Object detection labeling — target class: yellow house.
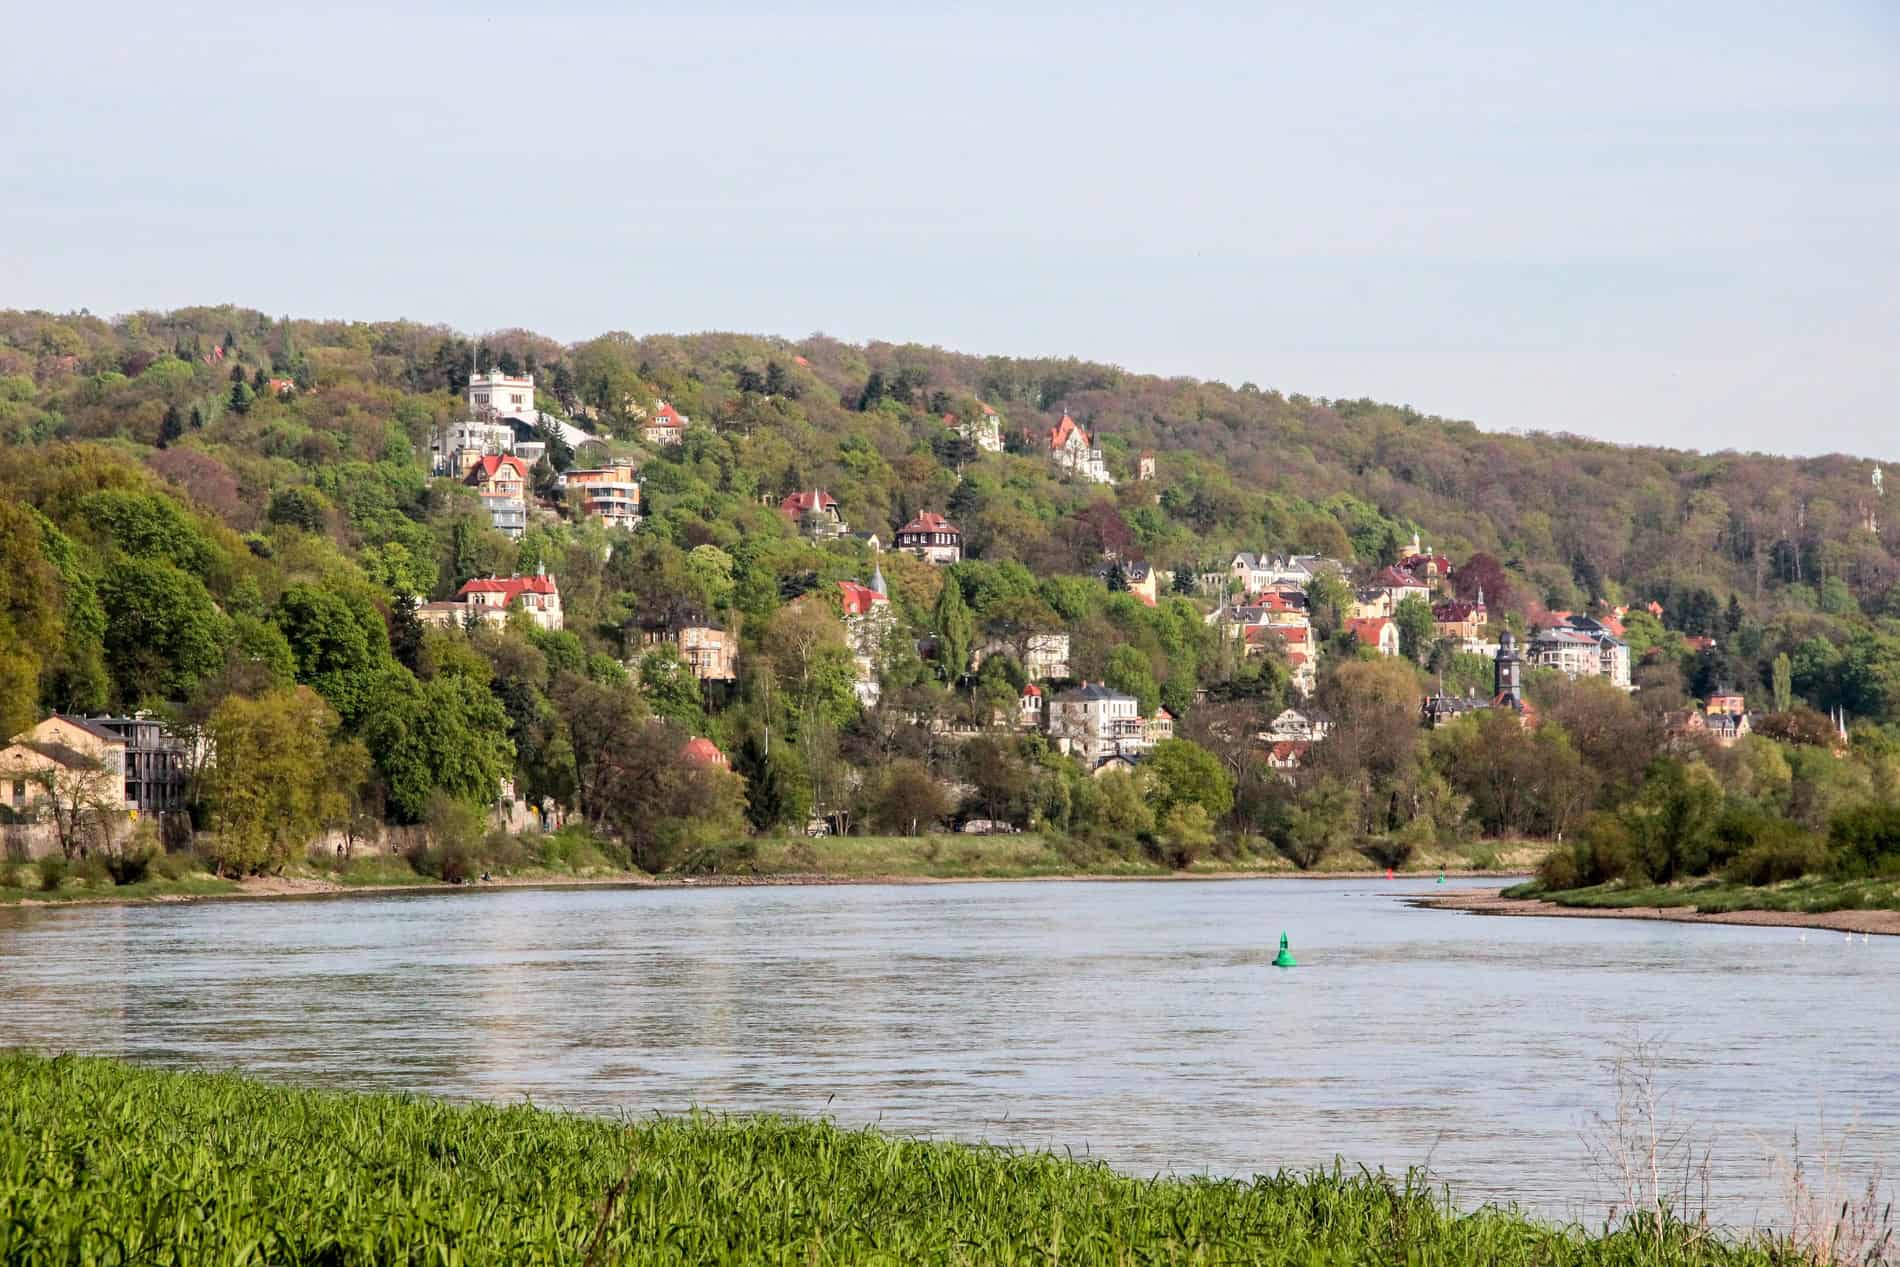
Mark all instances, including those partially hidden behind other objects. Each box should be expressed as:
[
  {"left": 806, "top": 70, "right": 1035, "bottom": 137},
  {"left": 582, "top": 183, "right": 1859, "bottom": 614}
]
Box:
[{"left": 0, "top": 715, "right": 128, "bottom": 817}]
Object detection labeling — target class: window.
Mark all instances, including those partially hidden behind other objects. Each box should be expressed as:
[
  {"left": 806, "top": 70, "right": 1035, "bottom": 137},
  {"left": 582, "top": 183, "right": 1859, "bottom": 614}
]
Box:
[{"left": 10, "top": 780, "right": 23, "bottom": 808}]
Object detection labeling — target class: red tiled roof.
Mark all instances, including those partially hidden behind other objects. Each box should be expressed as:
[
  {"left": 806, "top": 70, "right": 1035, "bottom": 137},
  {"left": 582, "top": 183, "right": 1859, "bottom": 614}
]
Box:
[
  {"left": 458, "top": 573, "right": 558, "bottom": 600},
  {"left": 1374, "top": 565, "right": 1423, "bottom": 588},
  {"left": 1047, "top": 414, "right": 1088, "bottom": 450},
  {"left": 898, "top": 511, "right": 959, "bottom": 537},
  {"left": 465, "top": 454, "right": 531, "bottom": 484},
  {"left": 1021, "top": 683, "right": 1041, "bottom": 696},
  {"left": 1432, "top": 601, "right": 1484, "bottom": 620},
  {"left": 649, "top": 401, "right": 685, "bottom": 428},
  {"left": 836, "top": 580, "right": 888, "bottom": 615},
  {"left": 1269, "top": 740, "right": 1311, "bottom": 762},
  {"left": 1346, "top": 617, "right": 1391, "bottom": 644},
  {"left": 792, "top": 355, "right": 810, "bottom": 367},
  {"left": 979, "top": 401, "right": 998, "bottom": 416},
  {"left": 778, "top": 490, "right": 838, "bottom": 518},
  {"left": 681, "top": 736, "right": 728, "bottom": 768}
]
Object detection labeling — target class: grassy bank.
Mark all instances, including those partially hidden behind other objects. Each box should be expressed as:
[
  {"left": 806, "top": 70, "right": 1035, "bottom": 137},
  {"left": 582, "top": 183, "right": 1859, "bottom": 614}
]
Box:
[
  {"left": 2, "top": 833, "right": 1544, "bottom": 905},
  {"left": 0, "top": 1053, "right": 1793, "bottom": 1265},
  {"left": 1506, "top": 874, "right": 1900, "bottom": 916}
]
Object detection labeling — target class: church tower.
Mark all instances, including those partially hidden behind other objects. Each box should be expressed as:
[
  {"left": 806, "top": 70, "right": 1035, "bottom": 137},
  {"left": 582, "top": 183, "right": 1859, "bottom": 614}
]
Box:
[{"left": 1494, "top": 629, "right": 1523, "bottom": 711}]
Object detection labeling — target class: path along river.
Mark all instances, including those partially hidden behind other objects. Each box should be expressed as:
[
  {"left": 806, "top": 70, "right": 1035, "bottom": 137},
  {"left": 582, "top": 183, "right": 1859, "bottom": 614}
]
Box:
[{"left": 2, "top": 877, "right": 1894, "bottom": 1224}]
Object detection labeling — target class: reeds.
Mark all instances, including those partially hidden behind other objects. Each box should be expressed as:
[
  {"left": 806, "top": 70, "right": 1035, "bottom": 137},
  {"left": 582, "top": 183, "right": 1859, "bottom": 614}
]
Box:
[{"left": 0, "top": 1052, "right": 1852, "bottom": 1265}]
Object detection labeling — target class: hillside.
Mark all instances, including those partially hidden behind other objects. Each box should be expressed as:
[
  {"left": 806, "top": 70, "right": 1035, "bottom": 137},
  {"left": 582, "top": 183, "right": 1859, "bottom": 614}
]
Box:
[{"left": 3, "top": 304, "right": 1898, "bottom": 891}]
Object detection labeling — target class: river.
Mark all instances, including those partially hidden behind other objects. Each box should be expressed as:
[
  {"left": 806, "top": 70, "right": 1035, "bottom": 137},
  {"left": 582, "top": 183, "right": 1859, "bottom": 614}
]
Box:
[{"left": 1, "top": 877, "right": 1894, "bottom": 1224}]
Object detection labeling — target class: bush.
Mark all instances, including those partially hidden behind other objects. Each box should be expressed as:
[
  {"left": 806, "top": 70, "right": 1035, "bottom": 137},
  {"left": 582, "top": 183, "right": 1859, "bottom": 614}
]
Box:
[
  {"left": 151, "top": 849, "right": 202, "bottom": 881},
  {"left": 75, "top": 855, "right": 112, "bottom": 886},
  {"left": 1536, "top": 845, "right": 1583, "bottom": 891},
  {"left": 37, "top": 857, "right": 68, "bottom": 891},
  {"left": 1827, "top": 804, "right": 1900, "bottom": 878},
  {"left": 1359, "top": 837, "right": 1415, "bottom": 872}
]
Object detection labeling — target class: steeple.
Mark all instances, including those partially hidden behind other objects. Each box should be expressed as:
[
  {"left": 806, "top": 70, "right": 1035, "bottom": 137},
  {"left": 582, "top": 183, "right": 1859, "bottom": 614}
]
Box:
[
  {"left": 1494, "top": 628, "right": 1522, "bottom": 710},
  {"left": 1476, "top": 584, "right": 1484, "bottom": 606},
  {"left": 870, "top": 554, "right": 887, "bottom": 597}
]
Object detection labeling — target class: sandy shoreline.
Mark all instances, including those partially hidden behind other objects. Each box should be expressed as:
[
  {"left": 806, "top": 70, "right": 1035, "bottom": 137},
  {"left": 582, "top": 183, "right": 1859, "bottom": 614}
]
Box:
[
  {"left": 2, "top": 867, "right": 1529, "bottom": 909},
  {"left": 1415, "top": 887, "right": 1900, "bottom": 937}
]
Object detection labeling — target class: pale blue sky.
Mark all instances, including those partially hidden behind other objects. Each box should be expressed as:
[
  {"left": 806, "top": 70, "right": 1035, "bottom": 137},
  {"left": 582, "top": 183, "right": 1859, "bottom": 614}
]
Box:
[{"left": 3, "top": 2, "right": 1896, "bottom": 456}]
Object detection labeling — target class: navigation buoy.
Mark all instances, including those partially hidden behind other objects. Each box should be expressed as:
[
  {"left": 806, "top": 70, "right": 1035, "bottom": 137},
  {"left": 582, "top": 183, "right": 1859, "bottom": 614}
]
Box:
[
  {"left": 1437, "top": 869, "right": 1445, "bottom": 885},
  {"left": 1273, "top": 931, "right": 1297, "bottom": 968},
  {"left": 1386, "top": 867, "right": 1394, "bottom": 880}
]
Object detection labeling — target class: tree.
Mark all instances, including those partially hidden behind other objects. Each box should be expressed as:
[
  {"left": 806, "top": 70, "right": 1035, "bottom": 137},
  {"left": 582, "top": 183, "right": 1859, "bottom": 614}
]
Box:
[
  {"left": 1144, "top": 738, "right": 1235, "bottom": 821},
  {"left": 156, "top": 404, "right": 184, "bottom": 449},
  {"left": 275, "top": 583, "right": 390, "bottom": 724},
  {"left": 100, "top": 558, "right": 231, "bottom": 705},
  {"left": 1393, "top": 594, "right": 1434, "bottom": 662},
  {"left": 636, "top": 643, "right": 705, "bottom": 730},
  {"left": 201, "top": 687, "right": 362, "bottom": 875},
  {"left": 27, "top": 753, "right": 119, "bottom": 861},
  {"left": 1771, "top": 652, "right": 1793, "bottom": 713},
  {"left": 1454, "top": 553, "right": 1512, "bottom": 610},
  {"left": 734, "top": 732, "right": 810, "bottom": 832},
  {"left": 872, "top": 758, "right": 951, "bottom": 836},
  {"left": 1304, "top": 573, "right": 1351, "bottom": 640},
  {"left": 1103, "top": 645, "right": 1160, "bottom": 715},
  {"left": 932, "top": 577, "right": 974, "bottom": 684},
  {"left": 765, "top": 601, "right": 858, "bottom": 727},
  {"left": 360, "top": 669, "right": 514, "bottom": 822}
]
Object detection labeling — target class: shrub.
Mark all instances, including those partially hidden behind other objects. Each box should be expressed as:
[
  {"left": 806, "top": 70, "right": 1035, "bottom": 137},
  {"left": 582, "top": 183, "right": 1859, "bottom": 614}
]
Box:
[
  {"left": 1723, "top": 834, "right": 1830, "bottom": 886},
  {"left": 1358, "top": 836, "right": 1415, "bottom": 872},
  {"left": 1537, "top": 845, "right": 1583, "bottom": 891},
  {"left": 37, "top": 857, "right": 68, "bottom": 891},
  {"left": 0, "top": 859, "right": 18, "bottom": 889},
  {"left": 75, "top": 855, "right": 112, "bottom": 886},
  {"left": 1826, "top": 804, "right": 1900, "bottom": 878}
]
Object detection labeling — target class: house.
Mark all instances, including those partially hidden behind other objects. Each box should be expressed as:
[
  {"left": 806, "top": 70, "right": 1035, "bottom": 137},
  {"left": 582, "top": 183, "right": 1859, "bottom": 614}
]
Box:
[
  {"left": 641, "top": 401, "right": 688, "bottom": 446},
  {"left": 1706, "top": 711, "right": 1751, "bottom": 746},
  {"left": 434, "top": 419, "right": 517, "bottom": 477},
  {"left": 1708, "top": 690, "right": 1746, "bottom": 716},
  {"left": 680, "top": 736, "right": 730, "bottom": 769},
  {"left": 1421, "top": 691, "right": 1490, "bottom": 729},
  {"left": 945, "top": 403, "right": 1003, "bottom": 453},
  {"left": 1265, "top": 709, "right": 1331, "bottom": 742},
  {"left": 1421, "top": 629, "right": 1530, "bottom": 727},
  {"left": 468, "top": 369, "right": 536, "bottom": 423},
  {"left": 1372, "top": 564, "right": 1432, "bottom": 608},
  {"left": 1137, "top": 451, "right": 1156, "bottom": 482},
  {"left": 418, "top": 568, "right": 565, "bottom": 632},
  {"left": 1098, "top": 559, "right": 1159, "bottom": 604},
  {"left": 1265, "top": 740, "right": 1311, "bottom": 771},
  {"left": 1144, "top": 708, "right": 1174, "bottom": 744},
  {"left": 85, "top": 715, "right": 188, "bottom": 813},
  {"left": 778, "top": 489, "right": 848, "bottom": 539},
  {"left": 564, "top": 463, "right": 642, "bottom": 529},
  {"left": 462, "top": 453, "right": 531, "bottom": 538},
  {"left": 1432, "top": 593, "right": 1488, "bottom": 641},
  {"left": 1045, "top": 413, "right": 1113, "bottom": 484},
  {"left": 1244, "top": 625, "right": 1317, "bottom": 697},
  {"left": 1046, "top": 682, "right": 1147, "bottom": 765},
  {"left": 1018, "top": 683, "right": 1043, "bottom": 728},
  {"left": 1398, "top": 533, "right": 1454, "bottom": 584},
  {"left": 1091, "top": 753, "right": 1142, "bottom": 778},
  {"left": 0, "top": 716, "right": 129, "bottom": 819},
  {"left": 1346, "top": 616, "right": 1400, "bottom": 657},
  {"left": 978, "top": 631, "right": 1073, "bottom": 682},
  {"left": 894, "top": 512, "right": 962, "bottom": 565},
  {"left": 838, "top": 571, "right": 895, "bottom": 706},
  {"left": 640, "top": 614, "right": 738, "bottom": 683},
  {"left": 1349, "top": 588, "right": 1393, "bottom": 621},
  {"left": 1228, "top": 553, "right": 1333, "bottom": 594},
  {"left": 1531, "top": 617, "right": 1632, "bottom": 689}
]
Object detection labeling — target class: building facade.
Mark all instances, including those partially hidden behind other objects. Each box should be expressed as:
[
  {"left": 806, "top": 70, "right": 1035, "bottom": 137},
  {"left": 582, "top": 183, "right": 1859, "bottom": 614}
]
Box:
[
  {"left": 462, "top": 454, "right": 531, "bottom": 538},
  {"left": 1045, "top": 414, "right": 1113, "bottom": 484},
  {"left": 894, "top": 512, "right": 962, "bottom": 565},
  {"left": 564, "top": 463, "right": 642, "bottom": 529}
]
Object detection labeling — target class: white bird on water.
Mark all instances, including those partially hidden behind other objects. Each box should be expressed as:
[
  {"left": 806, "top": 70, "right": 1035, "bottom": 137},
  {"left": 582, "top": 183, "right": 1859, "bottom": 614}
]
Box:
[{"left": 1799, "top": 932, "right": 1808, "bottom": 943}]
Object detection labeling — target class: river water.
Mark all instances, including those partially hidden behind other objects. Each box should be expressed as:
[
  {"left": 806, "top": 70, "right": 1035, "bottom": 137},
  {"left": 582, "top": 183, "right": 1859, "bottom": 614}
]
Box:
[{"left": 1, "top": 877, "right": 1894, "bottom": 1223}]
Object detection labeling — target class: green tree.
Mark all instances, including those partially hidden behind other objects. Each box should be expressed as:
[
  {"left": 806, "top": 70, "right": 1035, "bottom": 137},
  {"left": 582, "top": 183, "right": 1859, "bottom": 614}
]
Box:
[
  {"left": 360, "top": 669, "right": 515, "bottom": 822},
  {"left": 1771, "top": 652, "right": 1793, "bottom": 713},
  {"left": 100, "top": 557, "right": 231, "bottom": 705},
  {"left": 1144, "top": 738, "right": 1235, "bottom": 821},
  {"left": 274, "top": 583, "right": 391, "bottom": 724},
  {"left": 202, "top": 687, "right": 363, "bottom": 875},
  {"left": 1393, "top": 594, "right": 1434, "bottom": 662},
  {"left": 1104, "top": 645, "right": 1159, "bottom": 715},
  {"left": 932, "top": 578, "right": 974, "bottom": 683},
  {"left": 872, "top": 758, "right": 952, "bottom": 835}
]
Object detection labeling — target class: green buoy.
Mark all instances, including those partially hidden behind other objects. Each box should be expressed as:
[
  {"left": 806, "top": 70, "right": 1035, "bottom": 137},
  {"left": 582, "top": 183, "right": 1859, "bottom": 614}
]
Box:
[{"left": 1272, "top": 931, "right": 1297, "bottom": 968}]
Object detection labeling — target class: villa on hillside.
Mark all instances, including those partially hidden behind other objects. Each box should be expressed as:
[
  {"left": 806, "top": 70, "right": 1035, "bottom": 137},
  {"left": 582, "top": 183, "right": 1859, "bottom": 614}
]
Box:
[
  {"left": 1530, "top": 616, "right": 1631, "bottom": 690},
  {"left": 894, "top": 512, "right": 962, "bottom": 565},
  {"left": 945, "top": 403, "right": 1003, "bottom": 453},
  {"left": 779, "top": 489, "right": 848, "bottom": 540},
  {"left": 1045, "top": 414, "right": 1113, "bottom": 484},
  {"left": 1046, "top": 682, "right": 1148, "bottom": 766},
  {"left": 1346, "top": 616, "right": 1400, "bottom": 657},
  {"left": 1432, "top": 594, "right": 1488, "bottom": 641},
  {"left": 462, "top": 454, "right": 531, "bottom": 538},
  {"left": 638, "top": 611, "right": 738, "bottom": 683},
  {"left": 563, "top": 463, "right": 642, "bottom": 529},
  {"left": 838, "top": 570, "right": 895, "bottom": 706},
  {"left": 641, "top": 401, "right": 688, "bottom": 446},
  {"left": 418, "top": 568, "right": 564, "bottom": 632}
]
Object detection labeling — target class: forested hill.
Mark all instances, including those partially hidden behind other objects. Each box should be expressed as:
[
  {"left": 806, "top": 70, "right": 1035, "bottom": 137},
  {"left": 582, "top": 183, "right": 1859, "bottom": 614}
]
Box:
[
  {"left": 2, "top": 302, "right": 1895, "bottom": 750},
  {"left": 4, "top": 305, "right": 1890, "bottom": 617}
]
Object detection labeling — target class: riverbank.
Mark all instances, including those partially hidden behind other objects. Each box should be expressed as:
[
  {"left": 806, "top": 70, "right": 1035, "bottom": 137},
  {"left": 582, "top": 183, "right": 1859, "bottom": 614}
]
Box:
[
  {"left": 0, "top": 1052, "right": 1792, "bottom": 1265},
  {"left": 0, "top": 833, "right": 1548, "bottom": 908},
  {"left": 1416, "top": 886, "right": 1900, "bottom": 936}
]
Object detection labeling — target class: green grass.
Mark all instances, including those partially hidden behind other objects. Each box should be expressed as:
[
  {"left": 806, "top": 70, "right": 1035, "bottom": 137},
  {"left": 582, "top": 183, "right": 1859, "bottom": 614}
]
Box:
[
  {"left": 1507, "top": 875, "right": 1900, "bottom": 915},
  {"left": 0, "top": 1053, "right": 1793, "bottom": 1266},
  {"left": 687, "top": 833, "right": 1153, "bottom": 879},
  {"left": 0, "top": 860, "right": 239, "bottom": 905}
]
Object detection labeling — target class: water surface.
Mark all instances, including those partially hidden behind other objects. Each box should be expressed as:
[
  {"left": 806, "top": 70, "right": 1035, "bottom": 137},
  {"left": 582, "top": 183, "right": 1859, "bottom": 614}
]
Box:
[{"left": 2, "top": 877, "right": 1894, "bottom": 1223}]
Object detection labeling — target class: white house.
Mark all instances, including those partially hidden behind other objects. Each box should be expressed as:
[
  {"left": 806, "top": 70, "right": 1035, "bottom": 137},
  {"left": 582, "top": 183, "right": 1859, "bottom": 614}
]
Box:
[
  {"left": 1046, "top": 682, "right": 1147, "bottom": 765},
  {"left": 1046, "top": 414, "right": 1113, "bottom": 484},
  {"left": 468, "top": 369, "right": 535, "bottom": 422},
  {"left": 418, "top": 568, "right": 564, "bottom": 632}
]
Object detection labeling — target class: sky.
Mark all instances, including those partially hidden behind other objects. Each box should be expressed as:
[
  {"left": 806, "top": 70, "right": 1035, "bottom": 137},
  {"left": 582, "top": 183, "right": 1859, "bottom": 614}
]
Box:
[{"left": 3, "top": 1, "right": 1896, "bottom": 458}]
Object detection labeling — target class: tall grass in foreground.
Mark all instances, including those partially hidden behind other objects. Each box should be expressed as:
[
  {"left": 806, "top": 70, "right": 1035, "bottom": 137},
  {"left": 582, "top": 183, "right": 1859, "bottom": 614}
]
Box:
[{"left": 0, "top": 1054, "right": 1839, "bottom": 1266}]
